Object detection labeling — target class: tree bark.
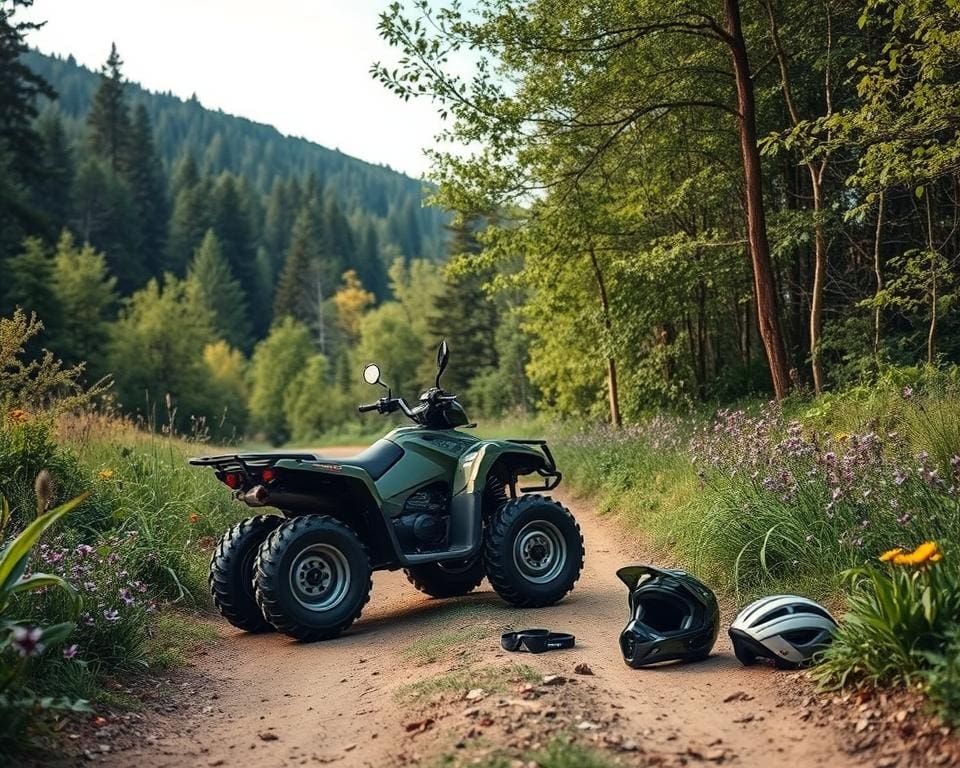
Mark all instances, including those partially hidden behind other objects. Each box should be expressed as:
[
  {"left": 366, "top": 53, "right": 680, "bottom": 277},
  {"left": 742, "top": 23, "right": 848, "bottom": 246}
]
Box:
[
  {"left": 589, "top": 248, "right": 621, "bottom": 428},
  {"left": 872, "top": 191, "right": 885, "bottom": 366},
  {"left": 765, "top": 0, "right": 833, "bottom": 394},
  {"left": 723, "top": 0, "right": 791, "bottom": 399},
  {"left": 809, "top": 177, "right": 827, "bottom": 393},
  {"left": 925, "top": 192, "right": 938, "bottom": 365}
]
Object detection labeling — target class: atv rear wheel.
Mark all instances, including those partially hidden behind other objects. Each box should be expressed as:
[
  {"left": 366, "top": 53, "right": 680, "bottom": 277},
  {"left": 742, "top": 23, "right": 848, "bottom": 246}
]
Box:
[
  {"left": 209, "top": 515, "right": 283, "bottom": 633},
  {"left": 485, "top": 494, "right": 584, "bottom": 608},
  {"left": 254, "top": 515, "right": 371, "bottom": 641},
  {"left": 404, "top": 557, "right": 485, "bottom": 598}
]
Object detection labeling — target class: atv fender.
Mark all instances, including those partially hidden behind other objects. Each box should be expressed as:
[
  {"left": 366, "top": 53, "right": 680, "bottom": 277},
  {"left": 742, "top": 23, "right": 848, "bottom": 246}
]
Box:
[{"left": 453, "top": 441, "right": 548, "bottom": 496}]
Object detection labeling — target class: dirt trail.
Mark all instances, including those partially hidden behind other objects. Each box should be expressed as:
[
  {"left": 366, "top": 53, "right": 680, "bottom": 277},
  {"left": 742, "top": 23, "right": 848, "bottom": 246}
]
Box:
[{"left": 102, "top": 460, "right": 861, "bottom": 768}]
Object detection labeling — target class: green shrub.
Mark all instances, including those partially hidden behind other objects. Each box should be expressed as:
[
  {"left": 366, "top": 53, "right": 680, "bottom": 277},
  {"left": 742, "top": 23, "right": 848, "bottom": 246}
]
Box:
[
  {"left": 816, "top": 542, "right": 960, "bottom": 723},
  {"left": 924, "top": 628, "right": 960, "bottom": 726},
  {"left": 0, "top": 493, "right": 90, "bottom": 749}
]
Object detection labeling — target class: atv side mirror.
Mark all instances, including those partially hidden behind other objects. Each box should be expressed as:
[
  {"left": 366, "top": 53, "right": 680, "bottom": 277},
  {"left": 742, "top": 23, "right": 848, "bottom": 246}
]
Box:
[
  {"left": 363, "top": 363, "right": 382, "bottom": 386},
  {"left": 436, "top": 340, "right": 449, "bottom": 388}
]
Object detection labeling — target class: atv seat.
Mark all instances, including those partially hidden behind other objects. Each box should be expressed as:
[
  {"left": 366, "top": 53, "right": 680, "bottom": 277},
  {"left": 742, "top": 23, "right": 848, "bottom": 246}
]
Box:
[{"left": 325, "top": 439, "right": 403, "bottom": 480}]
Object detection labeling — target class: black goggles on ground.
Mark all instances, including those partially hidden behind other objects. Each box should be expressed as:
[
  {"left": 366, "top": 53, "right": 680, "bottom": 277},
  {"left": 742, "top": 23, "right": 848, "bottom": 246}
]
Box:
[{"left": 500, "top": 628, "right": 576, "bottom": 654}]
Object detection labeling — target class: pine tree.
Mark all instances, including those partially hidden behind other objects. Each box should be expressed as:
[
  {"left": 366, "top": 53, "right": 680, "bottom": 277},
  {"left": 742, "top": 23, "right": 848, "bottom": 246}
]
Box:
[
  {"left": 324, "top": 197, "right": 355, "bottom": 279},
  {"left": 187, "top": 229, "right": 251, "bottom": 350},
  {"left": 211, "top": 173, "right": 257, "bottom": 292},
  {"left": 50, "top": 230, "right": 117, "bottom": 375},
  {"left": 87, "top": 43, "right": 130, "bottom": 173},
  {"left": 0, "top": 1, "right": 56, "bottom": 260},
  {"left": 125, "top": 104, "right": 168, "bottom": 276},
  {"left": 428, "top": 219, "right": 498, "bottom": 393},
  {"left": 273, "top": 206, "right": 325, "bottom": 335},
  {"left": 166, "top": 176, "right": 211, "bottom": 274},
  {"left": 36, "top": 110, "right": 74, "bottom": 232},
  {"left": 170, "top": 152, "right": 199, "bottom": 199},
  {"left": 3, "top": 237, "right": 61, "bottom": 343},
  {"left": 71, "top": 156, "right": 146, "bottom": 292},
  {"left": 357, "top": 221, "right": 386, "bottom": 300}
]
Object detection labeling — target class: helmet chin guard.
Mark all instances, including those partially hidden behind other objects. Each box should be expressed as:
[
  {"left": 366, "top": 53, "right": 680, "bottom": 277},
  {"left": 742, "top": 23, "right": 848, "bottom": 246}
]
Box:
[{"left": 616, "top": 564, "right": 720, "bottom": 668}]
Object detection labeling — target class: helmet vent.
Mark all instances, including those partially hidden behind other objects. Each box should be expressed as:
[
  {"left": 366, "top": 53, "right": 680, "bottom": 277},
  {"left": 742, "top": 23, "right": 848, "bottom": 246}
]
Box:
[
  {"left": 781, "top": 629, "right": 821, "bottom": 646},
  {"left": 758, "top": 606, "right": 792, "bottom": 623}
]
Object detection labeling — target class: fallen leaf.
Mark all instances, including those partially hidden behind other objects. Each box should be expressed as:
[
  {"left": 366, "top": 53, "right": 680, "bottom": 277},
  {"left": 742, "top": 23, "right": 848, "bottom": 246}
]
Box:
[
  {"left": 258, "top": 732, "right": 278, "bottom": 741},
  {"left": 723, "top": 691, "right": 753, "bottom": 703},
  {"left": 404, "top": 718, "right": 435, "bottom": 735}
]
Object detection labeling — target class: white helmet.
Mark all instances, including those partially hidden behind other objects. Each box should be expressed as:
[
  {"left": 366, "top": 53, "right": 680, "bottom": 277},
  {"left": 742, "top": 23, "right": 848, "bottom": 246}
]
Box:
[{"left": 728, "top": 595, "right": 838, "bottom": 669}]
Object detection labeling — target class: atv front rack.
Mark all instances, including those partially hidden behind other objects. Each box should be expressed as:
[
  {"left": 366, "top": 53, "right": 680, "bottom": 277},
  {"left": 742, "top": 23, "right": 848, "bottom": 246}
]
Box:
[{"left": 506, "top": 439, "right": 562, "bottom": 492}]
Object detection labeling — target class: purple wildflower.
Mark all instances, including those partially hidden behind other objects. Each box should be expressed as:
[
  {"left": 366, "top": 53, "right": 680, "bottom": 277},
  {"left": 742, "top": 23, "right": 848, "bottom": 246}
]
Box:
[
  {"left": 103, "top": 609, "right": 120, "bottom": 622},
  {"left": 10, "top": 626, "right": 45, "bottom": 657},
  {"left": 63, "top": 644, "right": 79, "bottom": 660}
]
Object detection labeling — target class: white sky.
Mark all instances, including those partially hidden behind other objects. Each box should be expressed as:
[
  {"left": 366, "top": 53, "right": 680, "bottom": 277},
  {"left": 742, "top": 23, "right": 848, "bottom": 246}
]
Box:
[{"left": 20, "top": 0, "right": 447, "bottom": 178}]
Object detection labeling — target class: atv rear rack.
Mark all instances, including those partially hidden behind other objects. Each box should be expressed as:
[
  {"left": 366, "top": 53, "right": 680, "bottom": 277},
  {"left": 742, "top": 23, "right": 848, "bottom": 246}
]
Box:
[
  {"left": 506, "top": 439, "right": 562, "bottom": 492},
  {"left": 188, "top": 452, "right": 316, "bottom": 483}
]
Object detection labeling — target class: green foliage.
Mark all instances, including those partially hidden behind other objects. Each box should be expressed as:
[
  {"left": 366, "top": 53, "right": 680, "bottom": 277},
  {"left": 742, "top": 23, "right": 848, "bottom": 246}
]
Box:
[
  {"left": 247, "top": 317, "right": 315, "bottom": 443},
  {"left": 816, "top": 544, "right": 960, "bottom": 724},
  {"left": 187, "top": 229, "right": 250, "bottom": 349},
  {"left": 355, "top": 302, "right": 423, "bottom": 401},
  {"left": 49, "top": 230, "right": 117, "bottom": 377},
  {"left": 2, "top": 238, "right": 60, "bottom": 343},
  {"left": 0, "top": 491, "right": 87, "bottom": 746},
  {"left": 0, "top": 309, "right": 98, "bottom": 414},
  {"left": 283, "top": 354, "right": 331, "bottom": 444},
  {"left": 108, "top": 276, "right": 222, "bottom": 434},
  {"left": 202, "top": 340, "right": 248, "bottom": 437}
]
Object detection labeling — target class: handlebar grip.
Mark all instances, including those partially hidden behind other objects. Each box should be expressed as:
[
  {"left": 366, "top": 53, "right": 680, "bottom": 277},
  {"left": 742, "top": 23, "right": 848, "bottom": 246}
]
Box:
[{"left": 357, "top": 402, "right": 380, "bottom": 413}]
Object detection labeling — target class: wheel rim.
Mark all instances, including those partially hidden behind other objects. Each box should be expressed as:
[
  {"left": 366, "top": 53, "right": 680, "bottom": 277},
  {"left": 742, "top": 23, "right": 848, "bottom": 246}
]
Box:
[
  {"left": 289, "top": 543, "right": 351, "bottom": 612},
  {"left": 512, "top": 520, "right": 567, "bottom": 584}
]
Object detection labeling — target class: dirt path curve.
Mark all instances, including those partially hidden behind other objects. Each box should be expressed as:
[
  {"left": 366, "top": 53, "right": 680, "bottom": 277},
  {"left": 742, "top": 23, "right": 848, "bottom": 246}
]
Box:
[{"left": 107, "top": 462, "right": 859, "bottom": 767}]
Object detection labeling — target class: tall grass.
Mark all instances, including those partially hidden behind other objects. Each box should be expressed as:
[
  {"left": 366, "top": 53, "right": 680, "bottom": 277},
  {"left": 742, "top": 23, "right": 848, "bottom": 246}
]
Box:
[{"left": 551, "top": 370, "right": 960, "bottom": 601}]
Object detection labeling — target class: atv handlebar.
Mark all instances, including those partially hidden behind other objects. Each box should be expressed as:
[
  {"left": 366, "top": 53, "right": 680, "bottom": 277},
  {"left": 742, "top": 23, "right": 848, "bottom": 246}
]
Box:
[{"left": 356, "top": 396, "right": 427, "bottom": 419}]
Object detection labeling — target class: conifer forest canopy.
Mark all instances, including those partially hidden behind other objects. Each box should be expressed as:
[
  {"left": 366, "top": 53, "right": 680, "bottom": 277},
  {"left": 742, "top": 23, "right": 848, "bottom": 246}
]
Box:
[{"left": 2, "top": 0, "right": 960, "bottom": 439}]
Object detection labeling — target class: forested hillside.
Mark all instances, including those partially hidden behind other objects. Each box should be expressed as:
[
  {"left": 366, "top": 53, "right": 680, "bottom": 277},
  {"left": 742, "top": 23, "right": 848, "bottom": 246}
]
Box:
[
  {"left": 0, "top": 18, "right": 485, "bottom": 442},
  {"left": 23, "top": 49, "right": 446, "bottom": 259}
]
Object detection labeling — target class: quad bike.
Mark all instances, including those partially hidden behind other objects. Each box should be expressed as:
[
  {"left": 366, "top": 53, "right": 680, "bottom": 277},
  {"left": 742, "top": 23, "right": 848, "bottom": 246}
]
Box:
[{"left": 190, "top": 341, "right": 584, "bottom": 641}]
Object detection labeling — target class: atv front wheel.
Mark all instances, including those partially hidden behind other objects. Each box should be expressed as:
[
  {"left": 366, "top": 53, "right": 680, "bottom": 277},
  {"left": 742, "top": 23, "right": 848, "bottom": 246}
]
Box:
[
  {"left": 485, "top": 494, "right": 584, "bottom": 608},
  {"left": 209, "top": 515, "right": 283, "bottom": 633},
  {"left": 254, "top": 515, "right": 371, "bottom": 641},
  {"left": 404, "top": 557, "right": 485, "bottom": 598}
]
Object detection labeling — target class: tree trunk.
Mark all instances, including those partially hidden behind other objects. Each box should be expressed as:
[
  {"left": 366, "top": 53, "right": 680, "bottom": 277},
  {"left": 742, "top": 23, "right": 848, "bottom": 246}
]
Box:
[
  {"left": 588, "top": 249, "right": 621, "bottom": 428},
  {"left": 925, "top": 193, "right": 938, "bottom": 365},
  {"left": 723, "top": 0, "right": 791, "bottom": 399},
  {"left": 872, "top": 191, "right": 885, "bottom": 366},
  {"left": 809, "top": 174, "right": 826, "bottom": 393}
]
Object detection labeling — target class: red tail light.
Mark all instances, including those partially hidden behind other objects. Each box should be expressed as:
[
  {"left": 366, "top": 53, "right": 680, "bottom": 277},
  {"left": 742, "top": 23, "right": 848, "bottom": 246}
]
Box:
[
  {"left": 223, "top": 472, "right": 240, "bottom": 489},
  {"left": 261, "top": 468, "right": 277, "bottom": 483}
]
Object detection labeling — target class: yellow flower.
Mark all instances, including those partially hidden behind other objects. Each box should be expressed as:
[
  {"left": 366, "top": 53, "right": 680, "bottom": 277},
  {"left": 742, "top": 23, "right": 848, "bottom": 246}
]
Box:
[
  {"left": 8, "top": 409, "right": 29, "bottom": 423},
  {"left": 97, "top": 469, "right": 115, "bottom": 481},
  {"left": 892, "top": 541, "right": 941, "bottom": 567},
  {"left": 835, "top": 432, "right": 850, "bottom": 442},
  {"left": 879, "top": 547, "right": 904, "bottom": 563}
]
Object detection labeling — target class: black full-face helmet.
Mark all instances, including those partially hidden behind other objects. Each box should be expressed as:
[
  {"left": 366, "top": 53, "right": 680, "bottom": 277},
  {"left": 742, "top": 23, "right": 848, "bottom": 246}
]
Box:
[{"left": 617, "top": 564, "right": 720, "bottom": 668}]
